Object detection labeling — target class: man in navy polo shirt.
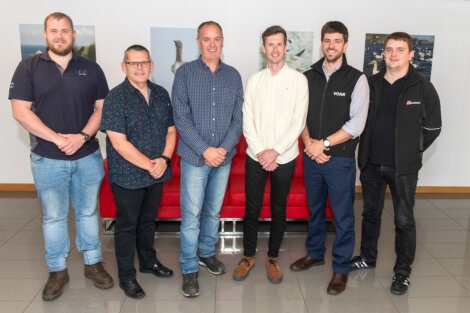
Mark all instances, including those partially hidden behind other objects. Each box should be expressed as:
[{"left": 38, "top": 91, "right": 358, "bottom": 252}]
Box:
[
  {"left": 101, "top": 45, "right": 176, "bottom": 299},
  {"left": 9, "top": 12, "right": 113, "bottom": 301}
]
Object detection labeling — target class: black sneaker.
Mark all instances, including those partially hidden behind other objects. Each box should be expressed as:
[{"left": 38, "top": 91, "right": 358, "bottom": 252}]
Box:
[
  {"left": 182, "top": 272, "right": 199, "bottom": 298},
  {"left": 198, "top": 255, "right": 225, "bottom": 275},
  {"left": 350, "top": 256, "right": 376, "bottom": 271},
  {"left": 391, "top": 273, "right": 410, "bottom": 295}
]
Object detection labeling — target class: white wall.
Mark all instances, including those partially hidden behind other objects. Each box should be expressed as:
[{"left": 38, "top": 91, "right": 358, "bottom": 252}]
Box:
[{"left": 1, "top": 0, "right": 469, "bottom": 186}]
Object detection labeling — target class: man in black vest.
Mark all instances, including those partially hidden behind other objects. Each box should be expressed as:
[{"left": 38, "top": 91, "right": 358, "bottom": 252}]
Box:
[
  {"left": 350, "top": 32, "right": 441, "bottom": 295},
  {"left": 289, "top": 21, "right": 369, "bottom": 295}
]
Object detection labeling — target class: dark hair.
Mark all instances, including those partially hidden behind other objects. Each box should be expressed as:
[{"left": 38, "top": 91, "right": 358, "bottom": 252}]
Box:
[
  {"left": 44, "top": 12, "right": 74, "bottom": 31},
  {"left": 197, "top": 21, "right": 223, "bottom": 38},
  {"left": 321, "top": 21, "right": 349, "bottom": 42},
  {"left": 262, "top": 25, "right": 287, "bottom": 45},
  {"left": 123, "top": 45, "right": 151, "bottom": 62},
  {"left": 385, "top": 32, "right": 413, "bottom": 51}
]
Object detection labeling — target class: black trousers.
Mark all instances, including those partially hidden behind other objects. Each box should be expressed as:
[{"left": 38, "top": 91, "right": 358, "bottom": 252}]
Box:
[
  {"left": 243, "top": 156, "right": 296, "bottom": 258},
  {"left": 111, "top": 182, "right": 163, "bottom": 282},
  {"left": 359, "top": 163, "right": 418, "bottom": 275}
]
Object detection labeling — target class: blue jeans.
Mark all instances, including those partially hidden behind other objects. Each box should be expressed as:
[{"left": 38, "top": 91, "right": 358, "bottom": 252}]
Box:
[
  {"left": 303, "top": 154, "right": 356, "bottom": 274},
  {"left": 30, "top": 150, "right": 104, "bottom": 272},
  {"left": 179, "top": 160, "right": 231, "bottom": 274}
]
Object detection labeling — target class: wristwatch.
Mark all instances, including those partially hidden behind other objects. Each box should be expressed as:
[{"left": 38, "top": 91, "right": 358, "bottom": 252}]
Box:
[
  {"left": 160, "top": 155, "right": 171, "bottom": 165},
  {"left": 80, "top": 131, "right": 90, "bottom": 142},
  {"left": 322, "top": 138, "right": 331, "bottom": 150}
]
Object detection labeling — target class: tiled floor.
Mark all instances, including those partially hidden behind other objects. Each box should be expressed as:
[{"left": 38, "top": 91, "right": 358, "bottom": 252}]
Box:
[{"left": 1, "top": 193, "right": 470, "bottom": 313}]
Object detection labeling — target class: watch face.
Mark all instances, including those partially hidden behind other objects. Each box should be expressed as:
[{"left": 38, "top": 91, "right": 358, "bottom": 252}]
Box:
[
  {"left": 81, "top": 132, "right": 90, "bottom": 141},
  {"left": 323, "top": 139, "right": 331, "bottom": 148}
]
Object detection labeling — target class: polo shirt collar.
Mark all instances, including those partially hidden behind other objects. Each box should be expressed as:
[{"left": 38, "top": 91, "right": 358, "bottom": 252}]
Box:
[{"left": 39, "top": 49, "right": 79, "bottom": 62}]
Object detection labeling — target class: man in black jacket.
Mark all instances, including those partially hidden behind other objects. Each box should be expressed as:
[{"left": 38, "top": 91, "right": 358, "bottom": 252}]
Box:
[
  {"left": 350, "top": 32, "right": 442, "bottom": 295},
  {"left": 289, "top": 21, "right": 369, "bottom": 295}
]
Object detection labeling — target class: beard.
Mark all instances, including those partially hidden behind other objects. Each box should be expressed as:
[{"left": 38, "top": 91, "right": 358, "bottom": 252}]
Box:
[
  {"left": 46, "top": 38, "right": 74, "bottom": 56},
  {"left": 324, "top": 51, "right": 342, "bottom": 63}
]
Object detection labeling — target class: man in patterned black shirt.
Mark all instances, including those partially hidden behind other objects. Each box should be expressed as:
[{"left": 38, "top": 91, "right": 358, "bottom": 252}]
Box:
[
  {"left": 172, "top": 21, "right": 243, "bottom": 298},
  {"left": 101, "top": 45, "right": 177, "bottom": 299}
]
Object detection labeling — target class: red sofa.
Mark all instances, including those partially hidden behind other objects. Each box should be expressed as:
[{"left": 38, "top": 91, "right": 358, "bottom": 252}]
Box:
[{"left": 99, "top": 136, "right": 332, "bottom": 231}]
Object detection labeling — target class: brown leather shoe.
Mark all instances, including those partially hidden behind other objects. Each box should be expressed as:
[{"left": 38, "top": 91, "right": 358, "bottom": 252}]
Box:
[
  {"left": 85, "top": 262, "right": 114, "bottom": 289},
  {"left": 327, "top": 272, "right": 348, "bottom": 295},
  {"left": 290, "top": 255, "right": 325, "bottom": 272},
  {"left": 266, "top": 257, "right": 283, "bottom": 284},
  {"left": 42, "top": 269, "right": 69, "bottom": 301},
  {"left": 232, "top": 256, "right": 256, "bottom": 281}
]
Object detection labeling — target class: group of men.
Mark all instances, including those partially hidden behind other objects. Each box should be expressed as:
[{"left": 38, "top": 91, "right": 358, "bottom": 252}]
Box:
[{"left": 9, "top": 11, "right": 441, "bottom": 301}]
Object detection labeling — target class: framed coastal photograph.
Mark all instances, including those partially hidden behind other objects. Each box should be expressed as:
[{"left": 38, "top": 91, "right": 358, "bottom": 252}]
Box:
[
  {"left": 363, "top": 33, "right": 435, "bottom": 79},
  {"left": 150, "top": 27, "right": 199, "bottom": 94},
  {"left": 259, "top": 31, "right": 314, "bottom": 73},
  {"left": 19, "top": 24, "right": 96, "bottom": 61}
]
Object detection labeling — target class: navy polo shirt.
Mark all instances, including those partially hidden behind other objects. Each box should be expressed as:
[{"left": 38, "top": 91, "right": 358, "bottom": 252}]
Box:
[
  {"left": 8, "top": 51, "right": 109, "bottom": 160},
  {"left": 101, "top": 78, "right": 174, "bottom": 189}
]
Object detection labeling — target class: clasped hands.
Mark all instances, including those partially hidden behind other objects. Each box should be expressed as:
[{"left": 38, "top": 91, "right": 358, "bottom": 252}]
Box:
[
  {"left": 203, "top": 147, "right": 228, "bottom": 167},
  {"left": 148, "top": 158, "right": 167, "bottom": 179},
  {"left": 304, "top": 138, "right": 331, "bottom": 164},
  {"left": 56, "top": 133, "right": 85, "bottom": 156},
  {"left": 257, "top": 149, "right": 279, "bottom": 172}
]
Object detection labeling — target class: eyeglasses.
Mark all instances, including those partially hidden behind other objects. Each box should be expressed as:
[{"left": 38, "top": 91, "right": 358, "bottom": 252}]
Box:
[{"left": 124, "top": 61, "right": 151, "bottom": 68}]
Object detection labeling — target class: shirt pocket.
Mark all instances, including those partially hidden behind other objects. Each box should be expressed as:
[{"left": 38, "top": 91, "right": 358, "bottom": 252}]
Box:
[{"left": 220, "top": 87, "right": 236, "bottom": 107}]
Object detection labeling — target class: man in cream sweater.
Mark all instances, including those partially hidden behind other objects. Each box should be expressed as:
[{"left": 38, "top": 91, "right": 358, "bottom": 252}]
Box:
[{"left": 232, "top": 25, "right": 308, "bottom": 284}]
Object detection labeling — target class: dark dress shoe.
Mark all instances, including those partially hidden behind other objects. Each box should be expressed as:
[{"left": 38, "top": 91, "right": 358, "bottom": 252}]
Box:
[
  {"left": 119, "top": 279, "right": 146, "bottom": 299},
  {"left": 327, "top": 272, "right": 348, "bottom": 295},
  {"left": 290, "top": 255, "right": 325, "bottom": 272},
  {"left": 140, "top": 261, "right": 174, "bottom": 278}
]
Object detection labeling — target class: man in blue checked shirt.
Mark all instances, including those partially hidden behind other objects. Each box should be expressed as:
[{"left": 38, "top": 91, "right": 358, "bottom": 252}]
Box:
[{"left": 172, "top": 21, "right": 243, "bottom": 298}]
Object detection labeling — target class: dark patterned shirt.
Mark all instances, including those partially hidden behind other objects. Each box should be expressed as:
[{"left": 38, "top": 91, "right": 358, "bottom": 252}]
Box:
[
  {"left": 171, "top": 57, "right": 243, "bottom": 166},
  {"left": 101, "top": 78, "right": 174, "bottom": 189}
]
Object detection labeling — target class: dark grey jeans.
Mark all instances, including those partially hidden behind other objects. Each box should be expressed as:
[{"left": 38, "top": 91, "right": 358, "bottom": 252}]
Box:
[{"left": 359, "top": 163, "right": 418, "bottom": 275}]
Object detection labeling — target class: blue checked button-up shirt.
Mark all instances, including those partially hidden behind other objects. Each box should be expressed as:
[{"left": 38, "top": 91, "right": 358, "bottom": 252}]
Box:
[{"left": 172, "top": 57, "right": 243, "bottom": 166}]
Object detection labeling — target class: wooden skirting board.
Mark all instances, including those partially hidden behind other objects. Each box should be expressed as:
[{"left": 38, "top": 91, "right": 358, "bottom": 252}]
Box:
[{"left": 1, "top": 183, "right": 469, "bottom": 194}]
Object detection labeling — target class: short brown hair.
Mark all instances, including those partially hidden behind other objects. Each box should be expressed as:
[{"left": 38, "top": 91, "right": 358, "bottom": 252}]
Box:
[
  {"left": 385, "top": 32, "right": 413, "bottom": 51},
  {"left": 44, "top": 12, "right": 74, "bottom": 31},
  {"left": 262, "top": 25, "right": 287, "bottom": 45},
  {"left": 321, "top": 21, "right": 348, "bottom": 43},
  {"left": 123, "top": 45, "right": 151, "bottom": 62},
  {"left": 197, "top": 21, "right": 223, "bottom": 38}
]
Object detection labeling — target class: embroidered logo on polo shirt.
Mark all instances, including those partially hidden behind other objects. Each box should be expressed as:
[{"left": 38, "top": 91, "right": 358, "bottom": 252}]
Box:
[
  {"left": 78, "top": 70, "right": 88, "bottom": 76},
  {"left": 10, "top": 81, "right": 15, "bottom": 89},
  {"left": 406, "top": 100, "right": 421, "bottom": 105},
  {"left": 333, "top": 91, "right": 346, "bottom": 97}
]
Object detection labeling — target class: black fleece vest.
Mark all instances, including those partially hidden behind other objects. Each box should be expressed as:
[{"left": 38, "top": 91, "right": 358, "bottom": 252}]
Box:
[{"left": 304, "top": 58, "right": 362, "bottom": 157}]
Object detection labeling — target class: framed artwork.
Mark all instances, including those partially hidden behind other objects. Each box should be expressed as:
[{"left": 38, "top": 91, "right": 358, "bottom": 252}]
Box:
[
  {"left": 259, "top": 31, "right": 314, "bottom": 73},
  {"left": 363, "top": 33, "right": 435, "bottom": 79},
  {"left": 150, "top": 27, "right": 199, "bottom": 93},
  {"left": 19, "top": 24, "right": 96, "bottom": 61}
]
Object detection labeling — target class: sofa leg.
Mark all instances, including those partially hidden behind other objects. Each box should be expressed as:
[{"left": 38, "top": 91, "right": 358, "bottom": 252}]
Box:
[
  {"left": 233, "top": 220, "right": 237, "bottom": 233},
  {"left": 221, "top": 220, "right": 225, "bottom": 233}
]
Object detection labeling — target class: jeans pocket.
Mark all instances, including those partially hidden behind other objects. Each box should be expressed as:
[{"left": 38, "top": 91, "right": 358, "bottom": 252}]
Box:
[{"left": 30, "top": 153, "right": 44, "bottom": 163}]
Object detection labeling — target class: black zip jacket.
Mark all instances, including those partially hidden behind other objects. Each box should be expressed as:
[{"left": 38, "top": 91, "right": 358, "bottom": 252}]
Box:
[
  {"left": 304, "top": 56, "right": 362, "bottom": 157},
  {"left": 358, "top": 66, "right": 442, "bottom": 175}
]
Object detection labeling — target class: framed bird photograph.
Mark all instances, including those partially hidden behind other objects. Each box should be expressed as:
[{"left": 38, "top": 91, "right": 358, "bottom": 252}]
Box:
[
  {"left": 363, "top": 33, "right": 435, "bottom": 79},
  {"left": 259, "top": 30, "right": 314, "bottom": 73},
  {"left": 150, "top": 27, "right": 199, "bottom": 94}
]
